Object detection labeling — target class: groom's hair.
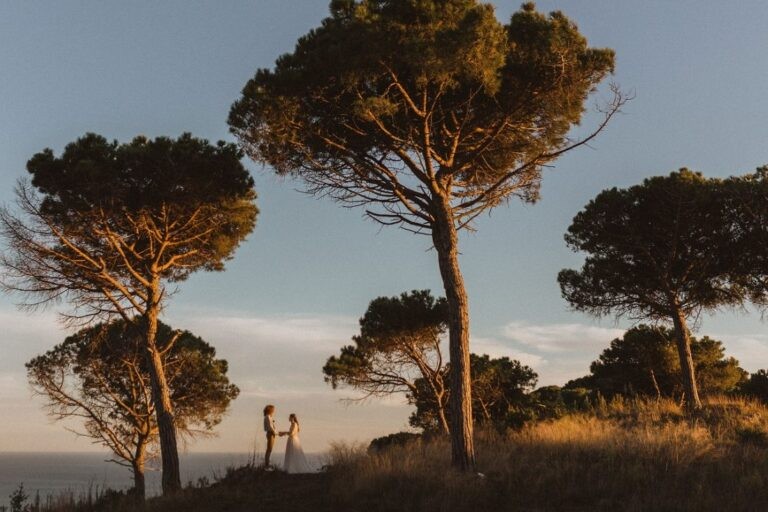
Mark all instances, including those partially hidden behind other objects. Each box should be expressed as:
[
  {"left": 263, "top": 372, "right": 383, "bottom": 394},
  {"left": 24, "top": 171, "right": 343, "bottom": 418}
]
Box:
[{"left": 263, "top": 404, "right": 275, "bottom": 416}]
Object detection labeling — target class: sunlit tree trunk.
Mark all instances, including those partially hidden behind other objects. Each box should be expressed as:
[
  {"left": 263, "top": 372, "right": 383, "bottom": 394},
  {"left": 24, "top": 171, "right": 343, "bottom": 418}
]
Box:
[
  {"left": 144, "top": 277, "right": 181, "bottom": 493},
  {"left": 649, "top": 368, "right": 662, "bottom": 401},
  {"left": 131, "top": 455, "right": 146, "bottom": 500},
  {"left": 436, "top": 396, "right": 450, "bottom": 436},
  {"left": 129, "top": 432, "right": 149, "bottom": 500},
  {"left": 432, "top": 196, "right": 475, "bottom": 471},
  {"left": 420, "top": 366, "right": 449, "bottom": 435},
  {"left": 670, "top": 307, "right": 702, "bottom": 411}
]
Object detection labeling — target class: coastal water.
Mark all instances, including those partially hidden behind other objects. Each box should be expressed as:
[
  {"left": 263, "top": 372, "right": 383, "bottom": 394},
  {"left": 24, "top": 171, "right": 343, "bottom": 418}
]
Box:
[{"left": 0, "top": 452, "right": 323, "bottom": 508}]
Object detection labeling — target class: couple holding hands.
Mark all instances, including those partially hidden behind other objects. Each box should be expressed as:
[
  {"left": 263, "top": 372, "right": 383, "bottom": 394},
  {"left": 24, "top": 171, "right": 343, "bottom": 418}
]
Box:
[{"left": 262, "top": 404, "right": 312, "bottom": 473}]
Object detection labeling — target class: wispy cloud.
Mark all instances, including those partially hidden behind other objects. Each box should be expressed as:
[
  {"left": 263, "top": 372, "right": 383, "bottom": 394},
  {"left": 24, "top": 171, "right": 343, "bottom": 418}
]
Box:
[
  {"left": 713, "top": 333, "right": 768, "bottom": 372},
  {"left": 470, "top": 336, "right": 545, "bottom": 368},
  {"left": 170, "top": 312, "right": 358, "bottom": 353},
  {"left": 502, "top": 321, "right": 624, "bottom": 353},
  {"left": 464, "top": 321, "right": 629, "bottom": 386}
]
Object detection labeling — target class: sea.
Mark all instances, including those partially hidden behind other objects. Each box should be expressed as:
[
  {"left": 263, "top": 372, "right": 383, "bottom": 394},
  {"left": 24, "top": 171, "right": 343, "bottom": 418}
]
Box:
[{"left": 0, "top": 452, "right": 325, "bottom": 508}]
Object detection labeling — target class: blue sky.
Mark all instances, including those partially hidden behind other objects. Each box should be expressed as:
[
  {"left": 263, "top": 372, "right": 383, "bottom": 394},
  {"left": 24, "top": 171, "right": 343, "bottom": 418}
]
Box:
[{"left": 2, "top": 1, "right": 768, "bottom": 454}]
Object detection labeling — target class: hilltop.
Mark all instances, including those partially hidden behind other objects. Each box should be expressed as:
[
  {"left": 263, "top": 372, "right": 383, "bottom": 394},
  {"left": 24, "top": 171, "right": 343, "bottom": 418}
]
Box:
[{"left": 25, "top": 396, "right": 768, "bottom": 512}]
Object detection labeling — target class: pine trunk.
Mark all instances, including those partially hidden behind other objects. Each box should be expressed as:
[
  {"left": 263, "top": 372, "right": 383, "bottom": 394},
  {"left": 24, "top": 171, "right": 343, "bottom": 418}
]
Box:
[
  {"left": 131, "top": 458, "right": 146, "bottom": 501},
  {"left": 144, "top": 283, "right": 182, "bottom": 494},
  {"left": 437, "top": 402, "right": 450, "bottom": 435},
  {"left": 670, "top": 308, "right": 702, "bottom": 411},
  {"left": 649, "top": 368, "right": 662, "bottom": 401},
  {"left": 425, "top": 372, "right": 449, "bottom": 435},
  {"left": 431, "top": 196, "right": 475, "bottom": 471},
  {"left": 130, "top": 437, "right": 148, "bottom": 500}
]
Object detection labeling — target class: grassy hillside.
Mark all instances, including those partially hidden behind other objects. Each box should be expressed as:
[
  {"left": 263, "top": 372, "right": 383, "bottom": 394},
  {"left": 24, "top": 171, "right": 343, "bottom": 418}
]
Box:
[
  {"left": 328, "top": 396, "right": 768, "bottom": 511},
  {"left": 24, "top": 397, "right": 768, "bottom": 512}
]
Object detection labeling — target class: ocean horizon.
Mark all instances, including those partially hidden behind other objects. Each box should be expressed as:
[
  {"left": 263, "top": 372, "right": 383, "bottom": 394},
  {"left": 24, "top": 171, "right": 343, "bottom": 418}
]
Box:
[{"left": 0, "top": 451, "right": 325, "bottom": 508}]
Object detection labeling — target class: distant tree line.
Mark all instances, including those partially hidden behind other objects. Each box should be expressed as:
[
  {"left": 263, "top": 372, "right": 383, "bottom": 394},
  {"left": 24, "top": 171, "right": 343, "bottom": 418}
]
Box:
[{"left": 329, "top": 291, "right": 768, "bottom": 440}]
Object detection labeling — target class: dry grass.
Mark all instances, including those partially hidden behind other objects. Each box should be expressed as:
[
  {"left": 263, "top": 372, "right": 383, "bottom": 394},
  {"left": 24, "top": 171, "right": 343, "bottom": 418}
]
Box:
[
  {"left": 27, "top": 466, "right": 334, "bottom": 512},
  {"left": 328, "top": 396, "right": 768, "bottom": 511}
]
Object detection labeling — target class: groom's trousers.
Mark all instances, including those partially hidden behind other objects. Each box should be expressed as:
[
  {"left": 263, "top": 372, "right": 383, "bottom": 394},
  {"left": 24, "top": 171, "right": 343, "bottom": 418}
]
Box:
[{"left": 265, "top": 433, "right": 277, "bottom": 466}]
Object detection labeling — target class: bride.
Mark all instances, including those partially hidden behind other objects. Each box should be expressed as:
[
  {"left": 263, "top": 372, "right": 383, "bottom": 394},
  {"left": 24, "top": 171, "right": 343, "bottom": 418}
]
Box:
[{"left": 282, "top": 413, "right": 312, "bottom": 473}]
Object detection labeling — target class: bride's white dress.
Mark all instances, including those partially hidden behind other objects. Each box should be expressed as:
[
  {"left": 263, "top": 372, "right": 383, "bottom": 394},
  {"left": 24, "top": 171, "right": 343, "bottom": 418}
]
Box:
[{"left": 283, "top": 421, "right": 312, "bottom": 473}]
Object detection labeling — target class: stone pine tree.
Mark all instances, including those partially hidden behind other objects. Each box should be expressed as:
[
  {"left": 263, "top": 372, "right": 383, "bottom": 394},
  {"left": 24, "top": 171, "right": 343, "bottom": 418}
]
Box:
[
  {"left": 26, "top": 320, "right": 239, "bottom": 500},
  {"left": 229, "top": 0, "right": 623, "bottom": 470},
  {"left": 740, "top": 370, "right": 768, "bottom": 404},
  {"left": 323, "top": 290, "right": 451, "bottom": 434},
  {"left": 0, "top": 133, "right": 257, "bottom": 493},
  {"left": 558, "top": 170, "right": 743, "bottom": 411},
  {"left": 569, "top": 325, "right": 746, "bottom": 400},
  {"left": 721, "top": 169, "right": 768, "bottom": 308},
  {"left": 409, "top": 353, "right": 537, "bottom": 432},
  {"left": 584, "top": 325, "right": 678, "bottom": 399}
]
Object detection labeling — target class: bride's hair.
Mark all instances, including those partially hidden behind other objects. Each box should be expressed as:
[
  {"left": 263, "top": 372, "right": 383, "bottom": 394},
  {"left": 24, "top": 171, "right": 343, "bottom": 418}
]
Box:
[
  {"left": 263, "top": 405, "right": 275, "bottom": 416},
  {"left": 289, "top": 413, "right": 299, "bottom": 431}
]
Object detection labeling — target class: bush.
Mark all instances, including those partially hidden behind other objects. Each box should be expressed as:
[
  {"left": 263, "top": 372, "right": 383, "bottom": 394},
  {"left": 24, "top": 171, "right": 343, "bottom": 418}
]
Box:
[
  {"left": 368, "top": 432, "right": 422, "bottom": 453},
  {"left": 9, "top": 485, "right": 28, "bottom": 512},
  {"left": 740, "top": 369, "right": 768, "bottom": 403},
  {"left": 526, "top": 385, "right": 595, "bottom": 421}
]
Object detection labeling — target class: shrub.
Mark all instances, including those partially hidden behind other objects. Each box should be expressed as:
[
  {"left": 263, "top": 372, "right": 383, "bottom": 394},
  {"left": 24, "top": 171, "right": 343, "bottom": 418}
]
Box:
[{"left": 368, "top": 432, "right": 422, "bottom": 453}]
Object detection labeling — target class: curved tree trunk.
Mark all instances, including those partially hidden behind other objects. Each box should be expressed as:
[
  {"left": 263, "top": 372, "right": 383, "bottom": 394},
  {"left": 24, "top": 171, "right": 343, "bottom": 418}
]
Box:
[
  {"left": 436, "top": 399, "right": 450, "bottom": 435},
  {"left": 429, "top": 385, "right": 449, "bottom": 435},
  {"left": 144, "top": 282, "right": 181, "bottom": 494},
  {"left": 423, "top": 369, "right": 449, "bottom": 435},
  {"left": 670, "top": 308, "right": 702, "bottom": 412},
  {"left": 649, "top": 368, "right": 662, "bottom": 401},
  {"left": 432, "top": 197, "right": 475, "bottom": 471}
]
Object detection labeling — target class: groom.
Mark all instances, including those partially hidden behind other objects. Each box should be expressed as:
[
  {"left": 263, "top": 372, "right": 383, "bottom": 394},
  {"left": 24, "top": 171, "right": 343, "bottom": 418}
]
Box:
[{"left": 263, "top": 404, "right": 284, "bottom": 468}]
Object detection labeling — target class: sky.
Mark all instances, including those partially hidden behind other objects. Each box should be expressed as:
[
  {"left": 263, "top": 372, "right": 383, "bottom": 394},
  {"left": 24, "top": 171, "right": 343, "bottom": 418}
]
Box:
[{"left": 2, "top": 0, "right": 768, "bottom": 455}]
